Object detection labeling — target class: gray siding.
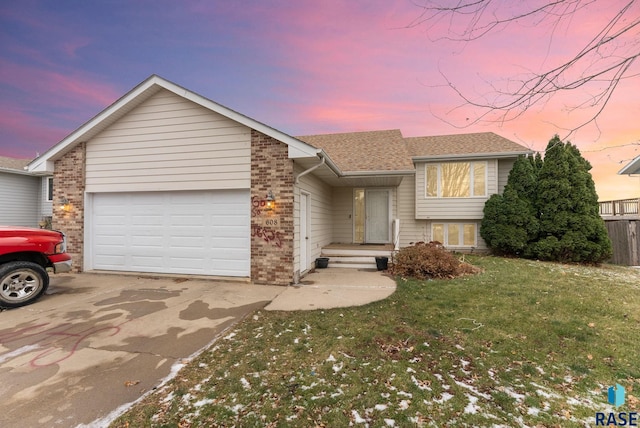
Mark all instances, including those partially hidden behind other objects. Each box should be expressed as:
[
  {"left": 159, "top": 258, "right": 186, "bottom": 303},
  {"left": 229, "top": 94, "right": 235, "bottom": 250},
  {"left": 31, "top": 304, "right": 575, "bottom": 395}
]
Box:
[
  {"left": 397, "top": 174, "right": 428, "bottom": 247},
  {"left": 497, "top": 158, "right": 515, "bottom": 193},
  {"left": 85, "top": 89, "right": 251, "bottom": 192},
  {"left": 0, "top": 172, "right": 40, "bottom": 227},
  {"left": 415, "top": 160, "right": 497, "bottom": 220}
]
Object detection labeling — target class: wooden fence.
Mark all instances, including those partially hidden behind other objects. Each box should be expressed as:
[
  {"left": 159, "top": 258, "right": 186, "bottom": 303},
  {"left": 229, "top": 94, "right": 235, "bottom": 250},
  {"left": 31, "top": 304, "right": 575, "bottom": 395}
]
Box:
[{"left": 604, "top": 220, "right": 639, "bottom": 266}]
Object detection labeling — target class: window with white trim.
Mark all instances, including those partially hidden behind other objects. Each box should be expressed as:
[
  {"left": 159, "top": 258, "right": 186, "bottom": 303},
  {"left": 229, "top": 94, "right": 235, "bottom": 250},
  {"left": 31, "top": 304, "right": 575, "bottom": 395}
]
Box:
[
  {"left": 432, "top": 223, "right": 477, "bottom": 247},
  {"left": 47, "top": 177, "right": 54, "bottom": 201},
  {"left": 426, "top": 161, "right": 487, "bottom": 198}
]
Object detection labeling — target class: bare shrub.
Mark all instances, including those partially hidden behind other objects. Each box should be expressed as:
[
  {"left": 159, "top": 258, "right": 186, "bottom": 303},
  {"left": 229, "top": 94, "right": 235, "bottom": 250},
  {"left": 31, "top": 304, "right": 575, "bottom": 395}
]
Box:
[{"left": 390, "top": 241, "right": 481, "bottom": 280}]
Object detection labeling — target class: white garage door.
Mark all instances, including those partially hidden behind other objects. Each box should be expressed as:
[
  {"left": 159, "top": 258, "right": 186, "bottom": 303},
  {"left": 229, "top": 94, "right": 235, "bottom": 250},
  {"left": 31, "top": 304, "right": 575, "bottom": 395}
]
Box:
[{"left": 90, "top": 190, "right": 250, "bottom": 276}]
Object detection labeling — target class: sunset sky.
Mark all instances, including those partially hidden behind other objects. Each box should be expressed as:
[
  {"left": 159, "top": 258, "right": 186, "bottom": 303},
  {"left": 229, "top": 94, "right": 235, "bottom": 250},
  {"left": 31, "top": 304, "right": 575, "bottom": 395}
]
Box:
[{"left": 1, "top": 0, "right": 638, "bottom": 200}]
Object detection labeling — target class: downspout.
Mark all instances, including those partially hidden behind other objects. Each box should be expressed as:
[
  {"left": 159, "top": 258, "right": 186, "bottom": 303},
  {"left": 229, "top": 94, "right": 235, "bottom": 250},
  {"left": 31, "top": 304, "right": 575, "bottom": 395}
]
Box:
[{"left": 294, "top": 156, "right": 326, "bottom": 184}]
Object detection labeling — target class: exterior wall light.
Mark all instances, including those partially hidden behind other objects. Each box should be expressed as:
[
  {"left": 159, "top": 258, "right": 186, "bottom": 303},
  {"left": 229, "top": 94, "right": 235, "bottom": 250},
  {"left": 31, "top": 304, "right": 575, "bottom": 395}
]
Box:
[
  {"left": 59, "top": 197, "right": 71, "bottom": 212},
  {"left": 265, "top": 190, "right": 275, "bottom": 211}
]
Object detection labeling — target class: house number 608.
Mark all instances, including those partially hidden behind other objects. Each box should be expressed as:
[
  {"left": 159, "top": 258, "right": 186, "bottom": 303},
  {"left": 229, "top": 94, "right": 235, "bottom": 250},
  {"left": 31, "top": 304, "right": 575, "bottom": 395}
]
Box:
[{"left": 264, "top": 219, "right": 279, "bottom": 227}]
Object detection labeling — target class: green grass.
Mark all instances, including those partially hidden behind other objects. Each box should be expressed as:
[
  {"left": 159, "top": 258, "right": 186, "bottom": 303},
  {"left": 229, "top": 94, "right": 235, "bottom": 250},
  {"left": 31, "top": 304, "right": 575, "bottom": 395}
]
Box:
[{"left": 111, "top": 256, "right": 640, "bottom": 427}]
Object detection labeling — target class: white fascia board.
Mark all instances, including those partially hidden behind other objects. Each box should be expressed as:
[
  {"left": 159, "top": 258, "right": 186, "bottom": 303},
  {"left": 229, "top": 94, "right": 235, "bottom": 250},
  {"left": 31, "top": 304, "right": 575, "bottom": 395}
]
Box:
[
  {"left": 618, "top": 155, "right": 640, "bottom": 175},
  {"left": 412, "top": 151, "right": 532, "bottom": 162},
  {"left": 341, "top": 170, "right": 416, "bottom": 177},
  {"left": 289, "top": 144, "right": 322, "bottom": 159},
  {"left": 0, "top": 167, "right": 34, "bottom": 176}
]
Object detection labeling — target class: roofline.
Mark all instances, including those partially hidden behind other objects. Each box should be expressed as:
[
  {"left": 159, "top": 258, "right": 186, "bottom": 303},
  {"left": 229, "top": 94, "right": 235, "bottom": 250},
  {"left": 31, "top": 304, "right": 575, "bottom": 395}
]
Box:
[
  {"left": 28, "top": 75, "right": 319, "bottom": 173},
  {"left": 341, "top": 169, "right": 415, "bottom": 177},
  {"left": 412, "top": 150, "right": 533, "bottom": 162},
  {"left": 618, "top": 155, "right": 640, "bottom": 175},
  {"left": 317, "top": 150, "right": 342, "bottom": 177},
  {"left": 0, "top": 166, "right": 34, "bottom": 176}
]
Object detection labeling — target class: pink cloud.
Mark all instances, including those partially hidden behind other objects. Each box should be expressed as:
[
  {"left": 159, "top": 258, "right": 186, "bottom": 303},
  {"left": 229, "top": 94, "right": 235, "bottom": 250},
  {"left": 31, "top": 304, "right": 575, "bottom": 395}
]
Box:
[{"left": 0, "top": 62, "right": 120, "bottom": 108}]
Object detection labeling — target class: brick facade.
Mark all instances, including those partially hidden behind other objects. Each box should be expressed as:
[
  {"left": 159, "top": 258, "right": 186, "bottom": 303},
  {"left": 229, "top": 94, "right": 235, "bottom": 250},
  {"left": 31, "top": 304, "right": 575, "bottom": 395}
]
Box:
[
  {"left": 250, "top": 130, "right": 295, "bottom": 286},
  {"left": 52, "top": 143, "right": 86, "bottom": 272}
]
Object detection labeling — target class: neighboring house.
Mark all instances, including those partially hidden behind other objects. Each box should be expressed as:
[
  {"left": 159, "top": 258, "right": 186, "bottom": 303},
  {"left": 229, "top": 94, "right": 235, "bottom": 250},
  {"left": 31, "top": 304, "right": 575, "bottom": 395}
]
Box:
[
  {"left": 0, "top": 156, "right": 53, "bottom": 227},
  {"left": 619, "top": 155, "right": 640, "bottom": 175},
  {"left": 28, "top": 75, "right": 531, "bottom": 285}
]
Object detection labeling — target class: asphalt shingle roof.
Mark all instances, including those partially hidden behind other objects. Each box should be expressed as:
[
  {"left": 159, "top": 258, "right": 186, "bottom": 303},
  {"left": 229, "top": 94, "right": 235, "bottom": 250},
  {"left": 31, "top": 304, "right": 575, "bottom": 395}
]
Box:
[
  {"left": 297, "top": 129, "right": 414, "bottom": 172},
  {"left": 406, "top": 132, "right": 530, "bottom": 158},
  {"left": 0, "top": 156, "right": 32, "bottom": 171},
  {"left": 298, "top": 130, "right": 530, "bottom": 172}
]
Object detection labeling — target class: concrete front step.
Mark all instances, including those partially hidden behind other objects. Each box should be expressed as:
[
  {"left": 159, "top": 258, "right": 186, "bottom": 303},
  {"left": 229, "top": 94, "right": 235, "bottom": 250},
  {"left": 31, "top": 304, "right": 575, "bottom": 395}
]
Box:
[
  {"left": 321, "top": 249, "right": 393, "bottom": 258},
  {"left": 319, "top": 254, "right": 391, "bottom": 270}
]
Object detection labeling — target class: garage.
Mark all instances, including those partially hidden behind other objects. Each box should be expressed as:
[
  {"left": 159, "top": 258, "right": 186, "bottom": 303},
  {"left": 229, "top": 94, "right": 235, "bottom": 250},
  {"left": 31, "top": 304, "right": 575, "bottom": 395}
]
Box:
[{"left": 88, "top": 190, "right": 250, "bottom": 277}]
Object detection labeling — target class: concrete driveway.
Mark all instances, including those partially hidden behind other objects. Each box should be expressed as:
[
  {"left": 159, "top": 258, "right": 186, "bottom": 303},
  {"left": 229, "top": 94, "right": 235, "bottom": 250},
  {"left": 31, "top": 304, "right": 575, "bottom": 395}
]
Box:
[{"left": 0, "top": 273, "right": 282, "bottom": 428}]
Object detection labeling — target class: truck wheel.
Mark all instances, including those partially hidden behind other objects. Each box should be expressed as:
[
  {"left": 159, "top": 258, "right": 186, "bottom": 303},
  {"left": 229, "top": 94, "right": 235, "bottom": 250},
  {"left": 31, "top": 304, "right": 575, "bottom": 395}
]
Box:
[{"left": 0, "top": 261, "right": 50, "bottom": 308}]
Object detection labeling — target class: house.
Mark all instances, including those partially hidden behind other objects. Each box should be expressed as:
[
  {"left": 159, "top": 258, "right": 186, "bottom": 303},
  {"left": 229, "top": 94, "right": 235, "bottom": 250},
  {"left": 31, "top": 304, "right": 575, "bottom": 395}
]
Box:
[
  {"left": 619, "top": 155, "right": 640, "bottom": 176},
  {"left": 28, "top": 75, "right": 531, "bottom": 285},
  {"left": 0, "top": 156, "right": 52, "bottom": 227}
]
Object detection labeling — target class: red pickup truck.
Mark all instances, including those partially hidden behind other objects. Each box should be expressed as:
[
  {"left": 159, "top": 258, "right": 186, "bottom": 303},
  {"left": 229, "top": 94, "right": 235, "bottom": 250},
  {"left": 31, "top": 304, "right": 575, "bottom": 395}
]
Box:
[{"left": 0, "top": 226, "right": 72, "bottom": 308}]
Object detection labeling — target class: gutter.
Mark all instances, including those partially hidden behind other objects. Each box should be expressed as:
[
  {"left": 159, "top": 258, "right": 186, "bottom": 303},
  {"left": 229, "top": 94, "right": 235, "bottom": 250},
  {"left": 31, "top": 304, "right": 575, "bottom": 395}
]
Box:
[
  {"left": 412, "top": 150, "right": 533, "bottom": 162},
  {"left": 341, "top": 169, "right": 415, "bottom": 177},
  {"left": 295, "top": 155, "right": 326, "bottom": 184}
]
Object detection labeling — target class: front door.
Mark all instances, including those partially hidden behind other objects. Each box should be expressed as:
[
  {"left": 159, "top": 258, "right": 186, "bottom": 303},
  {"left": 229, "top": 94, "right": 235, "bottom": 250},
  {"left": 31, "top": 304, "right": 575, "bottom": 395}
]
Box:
[{"left": 365, "top": 189, "right": 390, "bottom": 244}]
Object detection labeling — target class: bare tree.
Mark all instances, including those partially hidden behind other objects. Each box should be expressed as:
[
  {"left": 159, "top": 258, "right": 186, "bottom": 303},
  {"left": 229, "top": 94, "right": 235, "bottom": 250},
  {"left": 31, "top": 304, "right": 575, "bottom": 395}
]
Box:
[{"left": 410, "top": 0, "right": 640, "bottom": 133}]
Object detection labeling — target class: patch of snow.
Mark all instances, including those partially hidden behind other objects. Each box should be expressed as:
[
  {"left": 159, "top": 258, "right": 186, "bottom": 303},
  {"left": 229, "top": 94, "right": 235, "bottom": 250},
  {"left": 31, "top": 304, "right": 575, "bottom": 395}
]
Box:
[
  {"left": 161, "top": 391, "right": 175, "bottom": 403},
  {"left": 398, "top": 400, "right": 410, "bottom": 410},
  {"left": 398, "top": 391, "right": 412, "bottom": 398},
  {"left": 501, "top": 387, "right": 525, "bottom": 402},
  {"left": 228, "top": 404, "right": 243, "bottom": 414},
  {"left": 352, "top": 410, "right": 367, "bottom": 424},
  {"left": 326, "top": 354, "right": 336, "bottom": 362},
  {"left": 455, "top": 344, "right": 465, "bottom": 350},
  {"left": 407, "top": 367, "right": 416, "bottom": 373},
  {"left": 193, "top": 398, "right": 215, "bottom": 408},
  {"left": 463, "top": 394, "right": 480, "bottom": 414},
  {"left": 331, "top": 388, "right": 344, "bottom": 398},
  {"left": 453, "top": 379, "right": 491, "bottom": 400},
  {"left": 223, "top": 332, "right": 236, "bottom": 340},
  {"left": 240, "top": 377, "right": 251, "bottom": 390},
  {"left": 332, "top": 362, "right": 343, "bottom": 373},
  {"left": 375, "top": 404, "right": 388, "bottom": 411},
  {"left": 411, "top": 376, "right": 432, "bottom": 391},
  {"left": 527, "top": 407, "right": 541, "bottom": 416},
  {"left": 384, "top": 419, "right": 395, "bottom": 427},
  {"left": 433, "top": 392, "right": 454, "bottom": 404}
]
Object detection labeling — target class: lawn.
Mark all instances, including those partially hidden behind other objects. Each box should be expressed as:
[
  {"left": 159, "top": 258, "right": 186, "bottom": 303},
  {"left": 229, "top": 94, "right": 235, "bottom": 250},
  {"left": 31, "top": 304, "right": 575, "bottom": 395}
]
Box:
[{"left": 111, "top": 256, "right": 640, "bottom": 427}]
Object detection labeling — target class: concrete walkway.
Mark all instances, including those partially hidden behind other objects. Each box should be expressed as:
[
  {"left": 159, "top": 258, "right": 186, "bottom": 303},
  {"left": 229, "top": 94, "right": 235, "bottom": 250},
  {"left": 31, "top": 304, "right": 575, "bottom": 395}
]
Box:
[{"left": 265, "top": 267, "right": 396, "bottom": 311}]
